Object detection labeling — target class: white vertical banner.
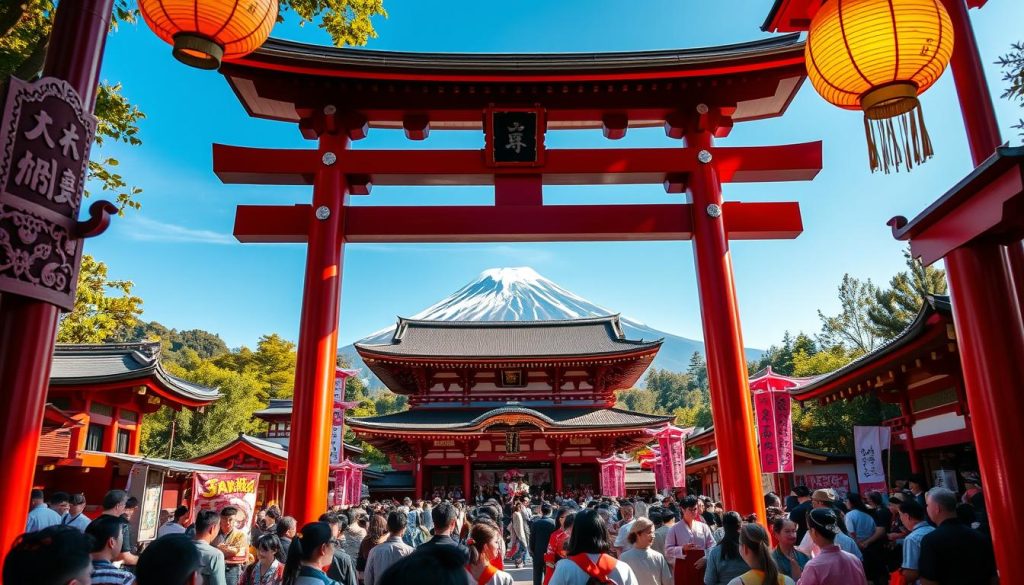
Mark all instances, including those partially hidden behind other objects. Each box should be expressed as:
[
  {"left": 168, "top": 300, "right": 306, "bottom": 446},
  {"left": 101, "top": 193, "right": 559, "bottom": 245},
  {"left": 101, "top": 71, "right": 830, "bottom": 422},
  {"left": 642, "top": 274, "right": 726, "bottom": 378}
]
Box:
[{"left": 853, "top": 425, "right": 891, "bottom": 492}]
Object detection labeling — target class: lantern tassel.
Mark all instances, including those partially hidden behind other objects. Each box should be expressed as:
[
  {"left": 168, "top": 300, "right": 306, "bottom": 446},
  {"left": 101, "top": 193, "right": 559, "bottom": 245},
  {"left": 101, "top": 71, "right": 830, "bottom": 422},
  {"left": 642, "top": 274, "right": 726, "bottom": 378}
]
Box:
[{"left": 863, "top": 97, "right": 934, "bottom": 174}]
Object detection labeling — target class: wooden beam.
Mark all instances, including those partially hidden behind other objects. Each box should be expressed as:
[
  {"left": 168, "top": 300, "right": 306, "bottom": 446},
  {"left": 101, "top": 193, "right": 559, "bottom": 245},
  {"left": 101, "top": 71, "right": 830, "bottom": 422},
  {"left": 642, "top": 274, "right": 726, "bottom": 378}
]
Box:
[
  {"left": 214, "top": 142, "right": 822, "bottom": 186},
  {"left": 233, "top": 201, "right": 802, "bottom": 243}
]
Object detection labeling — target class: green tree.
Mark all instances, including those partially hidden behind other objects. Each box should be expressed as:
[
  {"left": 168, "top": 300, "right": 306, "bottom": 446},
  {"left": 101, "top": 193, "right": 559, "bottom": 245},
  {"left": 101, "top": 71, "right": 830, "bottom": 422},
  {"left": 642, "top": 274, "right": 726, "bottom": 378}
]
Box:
[
  {"left": 140, "top": 349, "right": 264, "bottom": 459},
  {"left": 1, "top": 0, "right": 386, "bottom": 212},
  {"left": 615, "top": 388, "right": 657, "bottom": 413},
  {"left": 868, "top": 248, "right": 947, "bottom": 339},
  {"left": 817, "top": 274, "right": 881, "bottom": 355},
  {"left": 57, "top": 254, "right": 143, "bottom": 343},
  {"left": 997, "top": 42, "right": 1024, "bottom": 136}
]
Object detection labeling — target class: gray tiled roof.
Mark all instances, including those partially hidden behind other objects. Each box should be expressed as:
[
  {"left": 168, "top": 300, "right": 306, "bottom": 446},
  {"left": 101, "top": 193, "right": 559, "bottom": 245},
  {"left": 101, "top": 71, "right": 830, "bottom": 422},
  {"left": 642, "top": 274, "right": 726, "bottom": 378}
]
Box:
[
  {"left": 90, "top": 451, "right": 227, "bottom": 473},
  {"left": 254, "top": 399, "right": 293, "bottom": 417},
  {"left": 50, "top": 342, "right": 219, "bottom": 404},
  {"left": 355, "top": 315, "right": 662, "bottom": 359},
  {"left": 349, "top": 405, "right": 672, "bottom": 431}
]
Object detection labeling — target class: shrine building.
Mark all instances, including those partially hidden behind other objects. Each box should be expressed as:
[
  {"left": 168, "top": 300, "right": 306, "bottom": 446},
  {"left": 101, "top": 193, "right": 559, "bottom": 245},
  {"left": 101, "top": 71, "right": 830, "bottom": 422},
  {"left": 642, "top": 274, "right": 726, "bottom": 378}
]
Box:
[
  {"left": 347, "top": 315, "right": 673, "bottom": 499},
  {"left": 37, "top": 342, "right": 223, "bottom": 510}
]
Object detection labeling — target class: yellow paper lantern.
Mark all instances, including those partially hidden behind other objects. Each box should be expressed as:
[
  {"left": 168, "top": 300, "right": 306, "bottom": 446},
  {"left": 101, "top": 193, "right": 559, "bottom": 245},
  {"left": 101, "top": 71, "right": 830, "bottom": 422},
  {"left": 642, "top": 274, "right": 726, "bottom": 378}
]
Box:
[
  {"left": 806, "top": 0, "right": 954, "bottom": 173},
  {"left": 140, "top": 0, "right": 278, "bottom": 70}
]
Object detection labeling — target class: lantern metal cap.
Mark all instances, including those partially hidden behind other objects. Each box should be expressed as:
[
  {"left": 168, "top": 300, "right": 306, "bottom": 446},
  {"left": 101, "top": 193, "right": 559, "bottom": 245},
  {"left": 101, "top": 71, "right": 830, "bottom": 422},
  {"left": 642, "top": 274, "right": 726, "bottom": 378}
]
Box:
[
  {"left": 172, "top": 33, "right": 225, "bottom": 70},
  {"left": 860, "top": 82, "right": 919, "bottom": 121}
]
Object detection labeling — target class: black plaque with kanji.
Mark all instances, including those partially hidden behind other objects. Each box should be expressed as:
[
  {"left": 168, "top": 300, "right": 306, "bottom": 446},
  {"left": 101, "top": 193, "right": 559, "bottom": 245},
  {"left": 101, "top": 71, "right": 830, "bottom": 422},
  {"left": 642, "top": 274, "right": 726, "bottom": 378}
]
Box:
[
  {"left": 489, "top": 109, "right": 542, "bottom": 165},
  {"left": 0, "top": 76, "right": 97, "bottom": 310}
]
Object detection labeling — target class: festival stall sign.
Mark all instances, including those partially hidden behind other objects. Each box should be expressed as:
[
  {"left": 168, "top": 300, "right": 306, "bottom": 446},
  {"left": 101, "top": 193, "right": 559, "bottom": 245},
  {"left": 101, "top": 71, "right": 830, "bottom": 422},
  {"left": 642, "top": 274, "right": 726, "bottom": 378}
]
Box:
[
  {"left": 800, "top": 473, "right": 852, "bottom": 500},
  {"left": 645, "top": 425, "right": 693, "bottom": 488},
  {"left": 332, "top": 459, "right": 369, "bottom": 507},
  {"left": 191, "top": 471, "right": 260, "bottom": 542},
  {"left": 750, "top": 367, "right": 800, "bottom": 474},
  {"left": 125, "top": 464, "right": 165, "bottom": 543},
  {"left": 330, "top": 367, "right": 360, "bottom": 466},
  {"left": 596, "top": 454, "right": 630, "bottom": 498},
  {"left": 853, "top": 425, "right": 891, "bottom": 493}
]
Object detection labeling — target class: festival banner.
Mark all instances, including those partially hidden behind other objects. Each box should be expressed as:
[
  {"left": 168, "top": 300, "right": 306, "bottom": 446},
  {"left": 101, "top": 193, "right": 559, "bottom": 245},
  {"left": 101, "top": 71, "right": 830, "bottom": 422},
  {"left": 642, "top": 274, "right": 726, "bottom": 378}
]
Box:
[
  {"left": 596, "top": 454, "right": 630, "bottom": 497},
  {"left": 650, "top": 455, "right": 666, "bottom": 493},
  {"left": 647, "top": 425, "right": 692, "bottom": 488},
  {"left": 750, "top": 367, "right": 798, "bottom": 474},
  {"left": 330, "top": 368, "right": 360, "bottom": 466},
  {"left": 333, "top": 459, "right": 370, "bottom": 507},
  {"left": 191, "top": 471, "right": 259, "bottom": 564},
  {"left": 853, "top": 425, "right": 891, "bottom": 492}
]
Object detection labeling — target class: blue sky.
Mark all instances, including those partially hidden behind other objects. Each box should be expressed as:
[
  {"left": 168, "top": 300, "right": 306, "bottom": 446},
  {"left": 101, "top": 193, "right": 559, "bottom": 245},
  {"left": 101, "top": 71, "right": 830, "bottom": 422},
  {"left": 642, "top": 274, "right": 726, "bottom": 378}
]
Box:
[{"left": 85, "top": 0, "right": 1024, "bottom": 350}]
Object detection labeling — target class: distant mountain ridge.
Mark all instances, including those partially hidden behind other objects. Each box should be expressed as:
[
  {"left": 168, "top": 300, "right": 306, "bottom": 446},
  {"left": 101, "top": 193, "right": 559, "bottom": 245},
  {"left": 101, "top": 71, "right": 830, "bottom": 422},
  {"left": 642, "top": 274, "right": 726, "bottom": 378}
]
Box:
[{"left": 340, "top": 267, "right": 762, "bottom": 388}]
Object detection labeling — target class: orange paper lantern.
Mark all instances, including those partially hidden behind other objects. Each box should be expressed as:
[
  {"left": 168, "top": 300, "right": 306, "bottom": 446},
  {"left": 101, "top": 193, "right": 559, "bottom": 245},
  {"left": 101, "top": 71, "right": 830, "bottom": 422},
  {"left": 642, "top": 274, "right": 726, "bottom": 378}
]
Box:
[
  {"left": 140, "top": 0, "right": 278, "bottom": 70},
  {"left": 806, "top": 0, "right": 954, "bottom": 173}
]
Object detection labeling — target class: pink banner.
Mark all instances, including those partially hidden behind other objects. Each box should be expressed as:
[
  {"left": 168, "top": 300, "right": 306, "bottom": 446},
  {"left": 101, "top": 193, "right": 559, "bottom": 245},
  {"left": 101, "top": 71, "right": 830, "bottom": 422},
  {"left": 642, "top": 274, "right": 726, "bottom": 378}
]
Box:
[
  {"left": 647, "top": 426, "right": 691, "bottom": 489},
  {"left": 333, "top": 460, "right": 369, "bottom": 507},
  {"left": 191, "top": 472, "right": 260, "bottom": 565},
  {"left": 596, "top": 454, "right": 629, "bottom": 497},
  {"left": 750, "top": 367, "right": 799, "bottom": 474},
  {"left": 651, "top": 456, "right": 666, "bottom": 492}
]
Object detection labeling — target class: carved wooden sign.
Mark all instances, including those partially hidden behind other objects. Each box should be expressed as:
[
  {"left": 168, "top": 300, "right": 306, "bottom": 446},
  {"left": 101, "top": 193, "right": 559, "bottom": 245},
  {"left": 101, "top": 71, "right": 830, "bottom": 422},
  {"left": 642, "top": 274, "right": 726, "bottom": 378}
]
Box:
[
  {"left": 0, "top": 77, "right": 97, "bottom": 310},
  {"left": 485, "top": 106, "right": 545, "bottom": 166}
]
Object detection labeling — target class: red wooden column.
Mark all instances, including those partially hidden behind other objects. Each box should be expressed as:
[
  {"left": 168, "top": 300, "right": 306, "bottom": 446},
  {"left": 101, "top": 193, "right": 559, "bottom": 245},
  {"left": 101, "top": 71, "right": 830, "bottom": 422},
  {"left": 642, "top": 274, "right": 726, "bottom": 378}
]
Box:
[
  {"left": 552, "top": 439, "right": 564, "bottom": 494},
  {"left": 685, "top": 127, "right": 767, "bottom": 523},
  {"left": 414, "top": 454, "right": 425, "bottom": 500},
  {"left": 942, "top": 0, "right": 1024, "bottom": 312},
  {"left": 283, "top": 129, "right": 349, "bottom": 524},
  {"left": 0, "top": 0, "right": 113, "bottom": 556},
  {"left": 463, "top": 457, "right": 471, "bottom": 500},
  {"left": 937, "top": 2, "right": 1024, "bottom": 579},
  {"left": 897, "top": 392, "right": 921, "bottom": 474}
]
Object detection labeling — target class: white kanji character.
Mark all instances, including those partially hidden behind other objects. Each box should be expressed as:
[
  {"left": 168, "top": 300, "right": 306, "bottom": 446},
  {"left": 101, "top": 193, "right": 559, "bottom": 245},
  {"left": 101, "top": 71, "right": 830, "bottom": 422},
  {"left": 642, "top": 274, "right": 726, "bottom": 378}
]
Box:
[
  {"left": 24, "top": 110, "right": 55, "bottom": 148},
  {"left": 59, "top": 123, "right": 80, "bottom": 160},
  {"left": 56, "top": 168, "right": 77, "bottom": 204},
  {"left": 14, "top": 150, "right": 36, "bottom": 187},
  {"left": 505, "top": 121, "right": 526, "bottom": 154},
  {"left": 30, "top": 157, "right": 57, "bottom": 199}
]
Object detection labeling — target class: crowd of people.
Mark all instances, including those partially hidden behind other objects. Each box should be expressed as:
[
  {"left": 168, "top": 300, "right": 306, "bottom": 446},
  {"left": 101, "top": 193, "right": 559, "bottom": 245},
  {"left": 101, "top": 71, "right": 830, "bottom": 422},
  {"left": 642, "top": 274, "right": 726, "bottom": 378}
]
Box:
[{"left": 7, "top": 473, "right": 998, "bottom": 585}]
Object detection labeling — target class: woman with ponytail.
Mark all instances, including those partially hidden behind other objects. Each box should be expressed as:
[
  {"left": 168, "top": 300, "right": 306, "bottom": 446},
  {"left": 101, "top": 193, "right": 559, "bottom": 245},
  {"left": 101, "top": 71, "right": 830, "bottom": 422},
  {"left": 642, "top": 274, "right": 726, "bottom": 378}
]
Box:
[
  {"left": 728, "top": 523, "right": 792, "bottom": 585},
  {"left": 282, "top": 522, "right": 340, "bottom": 585},
  {"left": 465, "top": 519, "right": 515, "bottom": 585}
]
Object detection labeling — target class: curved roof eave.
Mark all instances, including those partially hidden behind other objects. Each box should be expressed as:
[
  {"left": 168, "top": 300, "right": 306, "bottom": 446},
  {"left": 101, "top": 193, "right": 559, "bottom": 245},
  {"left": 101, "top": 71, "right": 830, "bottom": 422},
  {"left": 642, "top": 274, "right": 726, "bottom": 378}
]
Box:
[{"left": 224, "top": 34, "right": 804, "bottom": 81}]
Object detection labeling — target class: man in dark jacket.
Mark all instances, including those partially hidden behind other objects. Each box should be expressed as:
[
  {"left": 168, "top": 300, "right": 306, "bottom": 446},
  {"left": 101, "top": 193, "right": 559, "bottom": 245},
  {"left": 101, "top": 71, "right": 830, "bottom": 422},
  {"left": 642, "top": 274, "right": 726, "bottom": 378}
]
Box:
[
  {"left": 320, "top": 513, "right": 358, "bottom": 585},
  {"left": 788, "top": 485, "right": 813, "bottom": 543},
  {"left": 529, "top": 504, "right": 556, "bottom": 585},
  {"left": 415, "top": 502, "right": 469, "bottom": 563}
]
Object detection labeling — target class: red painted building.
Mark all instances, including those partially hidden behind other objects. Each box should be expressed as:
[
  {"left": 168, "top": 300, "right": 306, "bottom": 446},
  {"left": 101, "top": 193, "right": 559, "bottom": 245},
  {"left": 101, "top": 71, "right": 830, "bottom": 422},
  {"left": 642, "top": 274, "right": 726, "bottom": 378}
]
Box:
[
  {"left": 791, "top": 296, "right": 978, "bottom": 490},
  {"left": 347, "top": 316, "right": 673, "bottom": 499},
  {"left": 37, "top": 342, "right": 221, "bottom": 509}
]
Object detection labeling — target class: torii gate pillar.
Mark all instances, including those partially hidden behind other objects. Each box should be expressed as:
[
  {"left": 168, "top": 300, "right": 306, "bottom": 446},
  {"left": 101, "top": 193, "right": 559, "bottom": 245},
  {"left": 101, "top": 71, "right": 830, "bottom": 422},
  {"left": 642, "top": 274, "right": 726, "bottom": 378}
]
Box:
[
  {"left": 686, "top": 123, "right": 766, "bottom": 522},
  {"left": 283, "top": 127, "right": 350, "bottom": 523}
]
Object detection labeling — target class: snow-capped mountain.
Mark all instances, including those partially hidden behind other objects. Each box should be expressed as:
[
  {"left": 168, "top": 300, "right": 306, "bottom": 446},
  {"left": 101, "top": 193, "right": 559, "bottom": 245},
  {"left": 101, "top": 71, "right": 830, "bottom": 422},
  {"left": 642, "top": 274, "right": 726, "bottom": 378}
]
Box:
[{"left": 341, "top": 267, "right": 762, "bottom": 387}]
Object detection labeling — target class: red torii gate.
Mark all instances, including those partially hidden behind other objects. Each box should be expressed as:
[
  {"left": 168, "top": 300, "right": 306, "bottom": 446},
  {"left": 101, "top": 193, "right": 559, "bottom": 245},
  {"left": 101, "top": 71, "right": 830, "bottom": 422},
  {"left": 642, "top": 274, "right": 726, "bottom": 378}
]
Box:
[{"left": 214, "top": 35, "right": 822, "bottom": 524}]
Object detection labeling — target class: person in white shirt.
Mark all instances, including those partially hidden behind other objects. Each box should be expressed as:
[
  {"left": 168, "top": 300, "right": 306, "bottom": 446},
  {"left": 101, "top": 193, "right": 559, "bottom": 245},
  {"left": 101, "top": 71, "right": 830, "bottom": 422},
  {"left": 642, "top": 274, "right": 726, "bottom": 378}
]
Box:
[
  {"left": 548, "top": 509, "right": 638, "bottom": 585},
  {"left": 613, "top": 503, "right": 636, "bottom": 554},
  {"left": 664, "top": 496, "right": 715, "bottom": 584},
  {"left": 364, "top": 511, "right": 414, "bottom": 585},
  {"left": 619, "top": 518, "right": 672, "bottom": 585}
]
